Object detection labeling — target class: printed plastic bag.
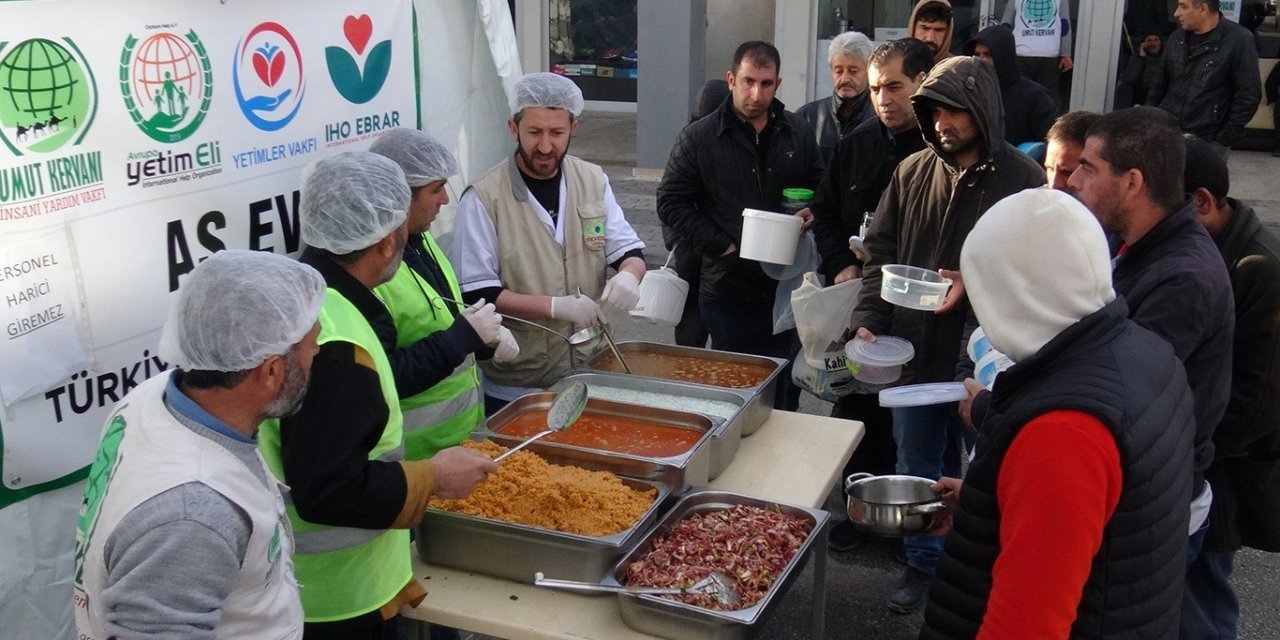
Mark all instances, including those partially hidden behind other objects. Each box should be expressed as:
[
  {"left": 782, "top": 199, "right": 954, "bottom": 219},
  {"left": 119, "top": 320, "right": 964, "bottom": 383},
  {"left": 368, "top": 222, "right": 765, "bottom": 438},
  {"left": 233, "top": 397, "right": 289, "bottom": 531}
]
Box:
[{"left": 791, "top": 272, "right": 861, "bottom": 367}]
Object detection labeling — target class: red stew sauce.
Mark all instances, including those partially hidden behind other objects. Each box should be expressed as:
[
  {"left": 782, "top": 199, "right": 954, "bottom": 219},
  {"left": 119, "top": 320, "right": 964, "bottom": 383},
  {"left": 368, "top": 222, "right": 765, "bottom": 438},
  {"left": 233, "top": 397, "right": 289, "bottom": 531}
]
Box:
[
  {"left": 497, "top": 410, "right": 703, "bottom": 458},
  {"left": 593, "top": 351, "right": 773, "bottom": 388}
]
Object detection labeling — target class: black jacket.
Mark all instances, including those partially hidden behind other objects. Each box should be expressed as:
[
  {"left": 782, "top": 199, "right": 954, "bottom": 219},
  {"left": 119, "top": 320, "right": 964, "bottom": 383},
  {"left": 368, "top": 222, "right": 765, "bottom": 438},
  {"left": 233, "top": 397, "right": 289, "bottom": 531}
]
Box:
[
  {"left": 852, "top": 56, "right": 1046, "bottom": 385},
  {"left": 1205, "top": 200, "right": 1280, "bottom": 552},
  {"left": 795, "top": 91, "right": 876, "bottom": 168},
  {"left": 1112, "top": 200, "right": 1234, "bottom": 494},
  {"left": 810, "top": 117, "right": 926, "bottom": 281},
  {"left": 657, "top": 97, "right": 823, "bottom": 302},
  {"left": 965, "top": 24, "right": 1057, "bottom": 145},
  {"left": 1148, "top": 17, "right": 1261, "bottom": 146},
  {"left": 923, "top": 299, "right": 1195, "bottom": 640}
]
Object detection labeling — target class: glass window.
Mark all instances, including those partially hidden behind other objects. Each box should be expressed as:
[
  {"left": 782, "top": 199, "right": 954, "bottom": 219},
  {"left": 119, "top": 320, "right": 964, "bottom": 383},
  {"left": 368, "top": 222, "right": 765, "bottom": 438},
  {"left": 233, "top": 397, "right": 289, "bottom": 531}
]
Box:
[{"left": 548, "top": 0, "right": 637, "bottom": 102}]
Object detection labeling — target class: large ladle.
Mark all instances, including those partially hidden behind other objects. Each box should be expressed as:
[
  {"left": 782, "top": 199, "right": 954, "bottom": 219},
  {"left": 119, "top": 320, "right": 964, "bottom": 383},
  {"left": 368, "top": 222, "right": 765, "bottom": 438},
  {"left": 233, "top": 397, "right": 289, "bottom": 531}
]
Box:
[
  {"left": 492, "top": 381, "right": 588, "bottom": 462},
  {"left": 533, "top": 571, "right": 742, "bottom": 608},
  {"left": 437, "top": 296, "right": 600, "bottom": 346}
]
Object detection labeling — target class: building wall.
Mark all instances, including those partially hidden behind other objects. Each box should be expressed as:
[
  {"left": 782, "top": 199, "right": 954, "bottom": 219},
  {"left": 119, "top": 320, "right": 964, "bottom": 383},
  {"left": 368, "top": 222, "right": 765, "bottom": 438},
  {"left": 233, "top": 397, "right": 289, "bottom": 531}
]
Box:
[{"left": 705, "top": 0, "right": 776, "bottom": 79}]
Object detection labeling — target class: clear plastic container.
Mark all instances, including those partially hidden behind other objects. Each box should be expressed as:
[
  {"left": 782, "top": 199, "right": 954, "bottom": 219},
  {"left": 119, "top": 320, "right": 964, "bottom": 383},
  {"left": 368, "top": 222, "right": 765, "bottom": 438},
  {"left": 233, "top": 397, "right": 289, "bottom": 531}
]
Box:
[
  {"left": 880, "top": 264, "right": 952, "bottom": 311},
  {"left": 780, "top": 187, "right": 814, "bottom": 215},
  {"left": 845, "top": 336, "right": 915, "bottom": 384}
]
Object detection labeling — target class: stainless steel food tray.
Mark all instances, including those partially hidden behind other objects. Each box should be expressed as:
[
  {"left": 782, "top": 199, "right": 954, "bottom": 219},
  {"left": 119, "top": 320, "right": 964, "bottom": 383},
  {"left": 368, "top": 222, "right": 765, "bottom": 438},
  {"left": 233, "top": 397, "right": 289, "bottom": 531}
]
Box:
[
  {"left": 551, "top": 372, "right": 747, "bottom": 480},
  {"left": 581, "top": 342, "right": 786, "bottom": 436},
  {"left": 482, "top": 391, "right": 715, "bottom": 493},
  {"left": 416, "top": 474, "right": 672, "bottom": 584},
  {"left": 604, "top": 489, "right": 829, "bottom": 640}
]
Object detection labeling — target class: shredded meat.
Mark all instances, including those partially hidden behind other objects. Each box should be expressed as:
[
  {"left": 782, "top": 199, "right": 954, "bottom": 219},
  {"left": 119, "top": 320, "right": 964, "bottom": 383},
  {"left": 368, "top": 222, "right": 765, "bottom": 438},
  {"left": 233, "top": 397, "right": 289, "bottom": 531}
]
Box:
[
  {"left": 624, "top": 504, "right": 811, "bottom": 610},
  {"left": 429, "top": 440, "right": 656, "bottom": 536}
]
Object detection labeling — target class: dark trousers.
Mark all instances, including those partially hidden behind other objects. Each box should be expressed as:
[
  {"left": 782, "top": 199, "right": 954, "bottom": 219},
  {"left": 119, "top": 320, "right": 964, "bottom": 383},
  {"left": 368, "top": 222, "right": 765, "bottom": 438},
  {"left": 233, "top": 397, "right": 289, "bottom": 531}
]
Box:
[
  {"left": 1181, "top": 519, "right": 1238, "bottom": 639},
  {"left": 304, "top": 614, "right": 404, "bottom": 640},
  {"left": 698, "top": 295, "right": 801, "bottom": 411},
  {"left": 483, "top": 393, "right": 509, "bottom": 417},
  {"left": 672, "top": 242, "right": 709, "bottom": 348},
  {"left": 832, "top": 393, "right": 897, "bottom": 479},
  {"left": 1018, "top": 55, "right": 1063, "bottom": 111}
]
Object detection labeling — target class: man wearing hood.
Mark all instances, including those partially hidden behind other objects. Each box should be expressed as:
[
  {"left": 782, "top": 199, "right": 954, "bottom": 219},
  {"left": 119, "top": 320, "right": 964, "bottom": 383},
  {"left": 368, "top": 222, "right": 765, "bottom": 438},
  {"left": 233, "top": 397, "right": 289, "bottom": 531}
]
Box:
[
  {"left": 796, "top": 31, "right": 877, "bottom": 167},
  {"left": 966, "top": 24, "right": 1057, "bottom": 145},
  {"left": 852, "top": 55, "right": 1046, "bottom": 614},
  {"left": 909, "top": 0, "right": 955, "bottom": 64},
  {"left": 920, "top": 189, "right": 1196, "bottom": 639}
]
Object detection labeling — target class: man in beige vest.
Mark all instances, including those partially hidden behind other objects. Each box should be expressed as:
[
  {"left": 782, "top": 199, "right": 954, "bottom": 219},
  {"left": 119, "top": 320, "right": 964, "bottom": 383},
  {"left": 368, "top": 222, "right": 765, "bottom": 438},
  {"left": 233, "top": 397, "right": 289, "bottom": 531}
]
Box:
[{"left": 451, "top": 72, "right": 647, "bottom": 412}]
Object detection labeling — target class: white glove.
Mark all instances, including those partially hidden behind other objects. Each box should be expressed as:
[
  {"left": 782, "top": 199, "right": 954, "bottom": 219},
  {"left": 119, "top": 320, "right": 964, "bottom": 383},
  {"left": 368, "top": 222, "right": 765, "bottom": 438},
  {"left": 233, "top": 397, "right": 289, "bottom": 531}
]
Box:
[
  {"left": 461, "top": 299, "right": 503, "bottom": 345},
  {"left": 549, "top": 294, "right": 603, "bottom": 327},
  {"left": 601, "top": 271, "right": 641, "bottom": 311},
  {"left": 493, "top": 326, "right": 520, "bottom": 362}
]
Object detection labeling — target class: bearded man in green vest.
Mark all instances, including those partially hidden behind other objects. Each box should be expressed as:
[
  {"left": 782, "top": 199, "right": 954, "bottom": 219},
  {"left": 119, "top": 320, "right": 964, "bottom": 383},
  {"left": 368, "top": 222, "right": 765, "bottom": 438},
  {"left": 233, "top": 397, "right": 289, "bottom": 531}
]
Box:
[
  {"left": 259, "top": 151, "right": 497, "bottom": 639},
  {"left": 370, "top": 129, "right": 518, "bottom": 460},
  {"left": 450, "top": 72, "right": 647, "bottom": 412}
]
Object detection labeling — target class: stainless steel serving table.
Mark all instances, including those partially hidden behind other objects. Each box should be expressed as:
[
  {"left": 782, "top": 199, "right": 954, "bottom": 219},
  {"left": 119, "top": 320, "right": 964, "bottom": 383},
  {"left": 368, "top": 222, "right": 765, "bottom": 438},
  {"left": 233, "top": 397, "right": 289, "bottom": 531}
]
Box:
[{"left": 403, "top": 410, "right": 863, "bottom": 640}]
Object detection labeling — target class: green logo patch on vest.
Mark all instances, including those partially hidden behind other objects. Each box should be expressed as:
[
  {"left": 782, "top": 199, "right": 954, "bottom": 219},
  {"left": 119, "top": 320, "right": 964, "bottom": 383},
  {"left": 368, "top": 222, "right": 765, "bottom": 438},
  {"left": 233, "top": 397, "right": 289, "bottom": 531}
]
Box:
[{"left": 583, "top": 217, "right": 606, "bottom": 251}]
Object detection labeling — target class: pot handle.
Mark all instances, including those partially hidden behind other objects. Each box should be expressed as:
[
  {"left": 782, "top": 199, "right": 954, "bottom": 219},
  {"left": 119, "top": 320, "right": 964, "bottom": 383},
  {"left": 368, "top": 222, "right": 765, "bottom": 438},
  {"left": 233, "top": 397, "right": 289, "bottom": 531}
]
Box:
[
  {"left": 844, "top": 472, "right": 874, "bottom": 494},
  {"left": 906, "top": 500, "right": 947, "bottom": 515}
]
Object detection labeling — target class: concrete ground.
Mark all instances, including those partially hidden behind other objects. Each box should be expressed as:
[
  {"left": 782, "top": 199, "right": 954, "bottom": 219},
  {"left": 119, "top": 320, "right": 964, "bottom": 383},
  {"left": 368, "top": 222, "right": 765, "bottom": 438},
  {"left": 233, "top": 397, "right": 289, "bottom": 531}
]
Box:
[{"left": 462, "top": 111, "right": 1280, "bottom": 639}]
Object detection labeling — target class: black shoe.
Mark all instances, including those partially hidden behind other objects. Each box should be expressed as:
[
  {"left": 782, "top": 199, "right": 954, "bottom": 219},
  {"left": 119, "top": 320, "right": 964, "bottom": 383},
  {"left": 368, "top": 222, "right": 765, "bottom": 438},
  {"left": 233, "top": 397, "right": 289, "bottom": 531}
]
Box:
[
  {"left": 828, "top": 520, "right": 865, "bottom": 552},
  {"left": 894, "top": 543, "right": 908, "bottom": 565},
  {"left": 1272, "top": 146, "right": 1280, "bottom": 158},
  {"left": 887, "top": 567, "right": 933, "bottom": 614}
]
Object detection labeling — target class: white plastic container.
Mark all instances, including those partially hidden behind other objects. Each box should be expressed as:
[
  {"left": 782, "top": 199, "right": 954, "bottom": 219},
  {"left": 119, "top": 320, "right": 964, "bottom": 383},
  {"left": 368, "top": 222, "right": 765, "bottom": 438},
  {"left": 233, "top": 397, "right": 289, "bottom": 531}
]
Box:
[
  {"left": 880, "top": 264, "right": 952, "bottom": 311},
  {"left": 974, "top": 349, "right": 1014, "bottom": 390},
  {"left": 845, "top": 336, "right": 915, "bottom": 384},
  {"left": 628, "top": 267, "right": 689, "bottom": 327},
  {"left": 740, "top": 208, "right": 803, "bottom": 265}
]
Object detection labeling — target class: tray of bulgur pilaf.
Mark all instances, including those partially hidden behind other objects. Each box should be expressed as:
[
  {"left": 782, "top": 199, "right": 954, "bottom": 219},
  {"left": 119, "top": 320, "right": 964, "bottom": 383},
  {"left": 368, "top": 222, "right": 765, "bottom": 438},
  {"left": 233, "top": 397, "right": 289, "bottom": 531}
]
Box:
[{"left": 416, "top": 440, "right": 674, "bottom": 584}]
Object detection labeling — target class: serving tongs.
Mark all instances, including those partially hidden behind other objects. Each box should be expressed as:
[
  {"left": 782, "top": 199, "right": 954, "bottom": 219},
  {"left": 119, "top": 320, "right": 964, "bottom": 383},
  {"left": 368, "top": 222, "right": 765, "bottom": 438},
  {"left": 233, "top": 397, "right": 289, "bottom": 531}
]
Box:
[{"left": 533, "top": 571, "right": 742, "bottom": 608}]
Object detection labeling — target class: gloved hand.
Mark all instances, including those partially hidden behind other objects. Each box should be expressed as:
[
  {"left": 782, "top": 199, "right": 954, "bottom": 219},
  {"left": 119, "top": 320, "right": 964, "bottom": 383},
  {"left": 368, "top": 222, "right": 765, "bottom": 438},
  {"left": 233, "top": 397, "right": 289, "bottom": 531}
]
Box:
[
  {"left": 549, "top": 294, "right": 603, "bottom": 327},
  {"left": 461, "top": 299, "right": 503, "bottom": 345},
  {"left": 493, "top": 326, "right": 520, "bottom": 362},
  {"left": 601, "top": 271, "right": 641, "bottom": 311}
]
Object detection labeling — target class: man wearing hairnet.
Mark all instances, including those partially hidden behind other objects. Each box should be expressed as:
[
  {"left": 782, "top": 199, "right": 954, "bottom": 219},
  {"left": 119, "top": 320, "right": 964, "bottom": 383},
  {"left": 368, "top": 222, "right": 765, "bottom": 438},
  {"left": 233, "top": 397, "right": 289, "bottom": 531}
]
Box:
[
  {"left": 370, "top": 129, "right": 517, "bottom": 461},
  {"left": 258, "top": 152, "right": 496, "bottom": 639},
  {"left": 74, "top": 250, "right": 324, "bottom": 640},
  {"left": 450, "top": 72, "right": 647, "bottom": 412}
]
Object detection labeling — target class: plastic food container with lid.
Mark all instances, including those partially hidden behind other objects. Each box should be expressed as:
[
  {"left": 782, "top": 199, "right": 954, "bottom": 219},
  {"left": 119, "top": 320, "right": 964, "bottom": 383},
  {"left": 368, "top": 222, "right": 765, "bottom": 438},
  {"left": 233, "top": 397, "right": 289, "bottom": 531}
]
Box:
[
  {"left": 780, "top": 187, "right": 814, "bottom": 215},
  {"left": 740, "top": 208, "right": 803, "bottom": 265},
  {"left": 880, "top": 264, "right": 953, "bottom": 311},
  {"left": 845, "top": 336, "right": 915, "bottom": 384}
]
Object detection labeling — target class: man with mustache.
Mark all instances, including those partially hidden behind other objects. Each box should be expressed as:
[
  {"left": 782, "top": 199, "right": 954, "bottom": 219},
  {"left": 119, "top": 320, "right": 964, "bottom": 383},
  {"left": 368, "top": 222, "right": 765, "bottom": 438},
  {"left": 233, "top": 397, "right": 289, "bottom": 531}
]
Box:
[
  {"left": 796, "top": 30, "right": 877, "bottom": 166},
  {"left": 909, "top": 0, "right": 955, "bottom": 64},
  {"left": 451, "top": 72, "right": 647, "bottom": 411},
  {"left": 851, "top": 55, "right": 1045, "bottom": 613},
  {"left": 74, "top": 250, "right": 326, "bottom": 640}
]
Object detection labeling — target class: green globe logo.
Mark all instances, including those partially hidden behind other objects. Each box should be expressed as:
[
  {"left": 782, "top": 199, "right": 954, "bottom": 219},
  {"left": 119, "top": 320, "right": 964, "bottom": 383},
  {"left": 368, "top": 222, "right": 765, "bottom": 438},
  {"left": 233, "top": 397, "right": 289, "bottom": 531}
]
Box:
[
  {"left": 0, "top": 38, "right": 97, "bottom": 156},
  {"left": 119, "top": 30, "right": 212, "bottom": 143},
  {"left": 1022, "top": 0, "right": 1058, "bottom": 29}
]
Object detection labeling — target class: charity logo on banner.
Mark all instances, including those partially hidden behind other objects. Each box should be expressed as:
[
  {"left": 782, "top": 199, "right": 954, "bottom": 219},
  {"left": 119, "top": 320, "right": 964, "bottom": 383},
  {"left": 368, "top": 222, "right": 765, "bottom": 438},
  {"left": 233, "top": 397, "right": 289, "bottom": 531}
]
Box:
[{"left": 0, "top": 0, "right": 417, "bottom": 507}]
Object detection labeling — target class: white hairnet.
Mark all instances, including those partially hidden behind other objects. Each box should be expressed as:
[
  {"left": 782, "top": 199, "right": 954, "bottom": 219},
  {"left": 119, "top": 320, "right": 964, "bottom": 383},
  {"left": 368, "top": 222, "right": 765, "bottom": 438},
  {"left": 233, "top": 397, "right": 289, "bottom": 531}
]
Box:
[
  {"left": 512, "top": 72, "right": 584, "bottom": 117},
  {"left": 369, "top": 128, "right": 459, "bottom": 187},
  {"left": 159, "top": 250, "right": 326, "bottom": 372},
  {"left": 300, "top": 151, "right": 410, "bottom": 254}
]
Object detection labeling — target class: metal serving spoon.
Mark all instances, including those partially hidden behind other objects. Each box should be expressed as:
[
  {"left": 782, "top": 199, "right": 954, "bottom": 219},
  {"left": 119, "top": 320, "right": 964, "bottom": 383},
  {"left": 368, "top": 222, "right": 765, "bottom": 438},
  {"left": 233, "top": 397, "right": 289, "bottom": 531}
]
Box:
[
  {"left": 533, "top": 571, "right": 742, "bottom": 608},
  {"left": 492, "top": 381, "right": 588, "bottom": 462},
  {"left": 437, "top": 295, "right": 601, "bottom": 346}
]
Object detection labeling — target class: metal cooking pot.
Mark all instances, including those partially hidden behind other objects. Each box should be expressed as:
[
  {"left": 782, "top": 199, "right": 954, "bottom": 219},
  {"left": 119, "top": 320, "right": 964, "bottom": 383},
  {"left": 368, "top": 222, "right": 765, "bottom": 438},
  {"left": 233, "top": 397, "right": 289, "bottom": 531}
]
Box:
[{"left": 844, "top": 473, "right": 947, "bottom": 537}]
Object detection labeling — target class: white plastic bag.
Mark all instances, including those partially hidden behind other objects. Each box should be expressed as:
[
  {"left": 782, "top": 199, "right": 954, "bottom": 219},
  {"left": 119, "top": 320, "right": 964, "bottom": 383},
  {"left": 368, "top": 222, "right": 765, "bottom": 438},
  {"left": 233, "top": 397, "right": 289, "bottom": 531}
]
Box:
[
  {"left": 791, "top": 272, "right": 862, "bottom": 367},
  {"left": 769, "top": 233, "right": 820, "bottom": 335}
]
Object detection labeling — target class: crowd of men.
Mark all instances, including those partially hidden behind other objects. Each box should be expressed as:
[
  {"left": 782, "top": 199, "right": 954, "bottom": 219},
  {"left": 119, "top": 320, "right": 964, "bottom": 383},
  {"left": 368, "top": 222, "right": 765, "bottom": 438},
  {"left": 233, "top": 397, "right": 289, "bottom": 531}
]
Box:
[{"left": 70, "top": 0, "right": 1279, "bottom": 638}]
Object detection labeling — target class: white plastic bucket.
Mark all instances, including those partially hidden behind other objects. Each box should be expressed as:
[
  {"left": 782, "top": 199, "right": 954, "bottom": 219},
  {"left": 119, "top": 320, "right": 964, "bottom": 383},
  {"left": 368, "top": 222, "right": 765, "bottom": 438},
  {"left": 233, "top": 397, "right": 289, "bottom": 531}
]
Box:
[
  {"left": 740, "top": 208, "right": 803, "bottom": 265},
  {"left": 628, "top": 267, "right": 689, "bottom": 327}
]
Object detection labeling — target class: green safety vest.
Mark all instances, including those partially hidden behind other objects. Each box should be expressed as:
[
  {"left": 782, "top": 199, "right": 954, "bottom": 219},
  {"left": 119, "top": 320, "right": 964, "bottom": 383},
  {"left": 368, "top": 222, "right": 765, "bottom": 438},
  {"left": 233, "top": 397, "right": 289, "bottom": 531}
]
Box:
[
  {"left": 375, "top": 233, "right": 484, "bottom": 460},
  {"left": 259, "top": 287, "right": 411, "bottom": 623}
]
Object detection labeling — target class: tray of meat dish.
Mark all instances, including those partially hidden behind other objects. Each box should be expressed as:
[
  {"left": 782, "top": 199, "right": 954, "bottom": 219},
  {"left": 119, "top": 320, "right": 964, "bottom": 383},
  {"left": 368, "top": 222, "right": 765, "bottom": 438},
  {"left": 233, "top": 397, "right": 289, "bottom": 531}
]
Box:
[
  {"left": 416, "top": 440, "right": 672, "bottom": 584},
  {"left": 583, "top": 342, "right": 786, "bottom": 436},
  {"left": 603, "top": 489, "right": 828, "bottom": 639}
]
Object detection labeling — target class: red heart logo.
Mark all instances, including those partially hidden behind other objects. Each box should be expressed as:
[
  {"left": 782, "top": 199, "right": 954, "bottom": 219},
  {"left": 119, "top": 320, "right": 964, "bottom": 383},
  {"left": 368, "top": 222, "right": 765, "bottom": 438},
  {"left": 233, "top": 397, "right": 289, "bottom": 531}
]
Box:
[
  {"left": 252, "top": 51, "right": 271, "bottom": 85},
  {"left": 268, "top": 52, "right": 285, "bottom": 87},
  {"left": 343, "top": 14, "right": 373, "bottom": 55}
]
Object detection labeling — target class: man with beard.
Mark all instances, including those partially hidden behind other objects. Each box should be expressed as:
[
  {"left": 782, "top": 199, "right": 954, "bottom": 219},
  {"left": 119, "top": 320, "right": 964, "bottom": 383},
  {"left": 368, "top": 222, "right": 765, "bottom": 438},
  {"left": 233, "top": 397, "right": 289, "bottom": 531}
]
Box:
[
  {"left": 371, "top": 129, "right": 517, "bottom": 462},
  {"left": 452, "top": 72, "right": 646, "bottom": 410},
  {"left": 74, "top": 250, "right": 325, "bottom": 640},
  {"left": 260, "top": 152, "right": 497, "bottom": 639},
  {"left": 1066, "top": 107, "right": 1234, "bottom": 638},
  {"left": 809, "top": 37, "right": 934, "bottom": 552},
  {"left": 909, "top": 0, "right": 955, "bottom": 64},
  {"left": 796, "top": 30, "right": 877, "bottom": 166},
  {"left": 657, "top": 41, "right": 823, "bottom": 411},
  {"left": 852, "top": 56, "right": 1046, "bottom": 613}
]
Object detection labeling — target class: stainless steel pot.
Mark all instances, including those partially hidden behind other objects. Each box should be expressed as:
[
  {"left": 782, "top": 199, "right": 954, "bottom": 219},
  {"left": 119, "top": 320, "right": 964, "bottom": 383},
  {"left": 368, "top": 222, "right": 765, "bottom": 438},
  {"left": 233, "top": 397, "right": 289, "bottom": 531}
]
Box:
[{"left": 844, "top": 473, "right": 947, "bottom": 537}]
